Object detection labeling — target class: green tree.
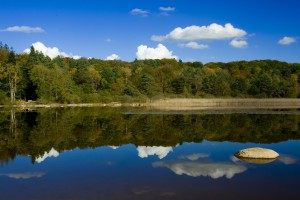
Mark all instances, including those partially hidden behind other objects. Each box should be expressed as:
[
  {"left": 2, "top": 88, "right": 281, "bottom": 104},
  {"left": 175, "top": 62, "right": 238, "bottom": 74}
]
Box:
[
  {"left": 250, "top": 73, "right": 274, "bottom": 97},
  {"left": 155, "top": 65, "right": 175, "bottom": 94},
  {"left": 137, "top": 73, "right": 156, "bottom": 96},
  {"left": 87, "top": 66, "right": 102, "bottom": 92},
  {"left": 31, "top": 65, "right": 80, "bottom": 103}
]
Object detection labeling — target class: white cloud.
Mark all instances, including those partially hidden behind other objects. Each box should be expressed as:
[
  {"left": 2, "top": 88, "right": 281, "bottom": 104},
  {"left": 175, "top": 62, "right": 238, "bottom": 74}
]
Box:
[
  {"left": 159, "top": 7, "right": 176, "bottom": 11},
  {"left": 1, "top": 26, "right": 44, "bottom": 33},
  {"left": 278, "top": 36, "right": 296, "bottom": 45},
  {"left": 151, "top": 23, "right": 247, "bottom": 42},
  {"left": 35, "top": 148, "right": 59, "bottom": 163},
  {"left": 179, "top": 42, "right": 209, "bottom": 49},
  {"left": 137, "top": 146, "right": 173, "bottom": 159},
  {"left": 106, "top": 54, "right": 121, "bottom": 60},
  {"left": 136, "top": 43, "right": 178, "bottom": 60},
  {"left": 0, "top": 172, "right": 45, "bottom": 179},
  {"left": 153, "top": 161, "right": 247, "bottom": 179},
  {"left": 131, "top": 8, "right": 149, "bottom": 16},
  {"left": 24, "top": 42, "right": 81, "bottom": 60},
  {"left": 179, "top": 153, "right": 210, "bottom": 161},
  {"left": 229, "top": 39, "right": 248, "bottom": 48},
  {"left": 72, "top": 55, "right": 81, "bottom": 59}
]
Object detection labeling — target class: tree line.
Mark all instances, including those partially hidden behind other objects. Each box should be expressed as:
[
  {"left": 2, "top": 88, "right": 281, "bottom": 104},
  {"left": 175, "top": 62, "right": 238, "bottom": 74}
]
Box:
[{"left": 1, "top": 42, "right": 300, "bottom": 104}]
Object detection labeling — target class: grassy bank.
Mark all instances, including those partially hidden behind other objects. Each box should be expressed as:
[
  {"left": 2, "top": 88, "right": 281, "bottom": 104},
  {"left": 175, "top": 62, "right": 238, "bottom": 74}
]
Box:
[
  {"left": 150, "top": 98, "right": 300, "bottom": 110},
  {"left": 1, "top": 98, "right": 300, "bottom": 110}
]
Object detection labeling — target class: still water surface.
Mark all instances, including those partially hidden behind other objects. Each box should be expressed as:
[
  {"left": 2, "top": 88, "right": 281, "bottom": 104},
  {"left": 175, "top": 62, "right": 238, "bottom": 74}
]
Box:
[{"left": 0, "top": 108, "right": 300, "bottom": 200}]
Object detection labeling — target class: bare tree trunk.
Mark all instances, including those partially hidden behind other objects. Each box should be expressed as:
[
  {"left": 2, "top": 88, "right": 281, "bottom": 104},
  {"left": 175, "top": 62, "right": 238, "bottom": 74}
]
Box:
[
  {"left": 10, "top": 109, "right": 16, "bottom": 138},
  {"left": 9, "top": 72, "right": 16, "bottom": 104}
]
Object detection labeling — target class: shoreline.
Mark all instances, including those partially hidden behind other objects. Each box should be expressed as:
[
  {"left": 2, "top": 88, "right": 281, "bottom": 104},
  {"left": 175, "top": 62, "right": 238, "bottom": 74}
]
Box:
[
  {"left": 150, "top": 98, "right": 300, "bottom": 110},
  {"left": 1, "top": 98, "right": 300, "bottom": 110}
]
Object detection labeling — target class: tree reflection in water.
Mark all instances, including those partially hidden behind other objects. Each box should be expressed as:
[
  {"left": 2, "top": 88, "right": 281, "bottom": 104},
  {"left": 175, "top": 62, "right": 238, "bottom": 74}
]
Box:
[{"left": 1, "top": 108, "right": 300, "bottom": 165}]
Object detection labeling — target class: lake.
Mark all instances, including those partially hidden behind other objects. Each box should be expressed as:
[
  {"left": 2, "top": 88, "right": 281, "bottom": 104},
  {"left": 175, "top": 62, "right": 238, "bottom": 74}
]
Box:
[{"left": 0, "top": 107, "right": 300, "bottom": 200}]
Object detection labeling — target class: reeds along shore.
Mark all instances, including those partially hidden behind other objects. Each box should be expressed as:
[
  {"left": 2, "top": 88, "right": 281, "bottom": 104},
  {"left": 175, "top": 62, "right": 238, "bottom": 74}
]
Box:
[
  {"left": 150, "top": 98, "right": 300, "bottom": 110},
  {"left": 1, "top": 98, "right": 300, "bottom": 110}
]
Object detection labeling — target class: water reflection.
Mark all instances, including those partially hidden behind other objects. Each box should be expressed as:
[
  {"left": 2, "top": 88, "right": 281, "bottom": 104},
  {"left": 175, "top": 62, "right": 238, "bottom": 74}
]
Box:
[
  {"left": 278, "top": 155, "right": 298, "bottom": 165},
  {"left": 178, "top": 153, "right": 210, "bottom": 161},
  {"left": 0, "top": 172, "right": 45, "bottom": 179},
  {"left": 232, "top": 154, "right": 298, "bottom": 165},
  {"left": 0, "top": 108, "right": 300, "bottom": 200},
  {"left": 1, "top": 108, "right": 300, "bottom": 165},
  {"left": 235, "top": 157, "right": 277, "bottom": 164},
  {"left": 153, "top": 161, "right": 247, "bottom": 179},
  {"left": 108, "top": 146, "right": 120, "bottom": 150},
  {"left": 36, "top": 148, "right": 59, "bottom": 163},
  {"left": 137, "top": 146, "right": 173, "bottom": 159}
]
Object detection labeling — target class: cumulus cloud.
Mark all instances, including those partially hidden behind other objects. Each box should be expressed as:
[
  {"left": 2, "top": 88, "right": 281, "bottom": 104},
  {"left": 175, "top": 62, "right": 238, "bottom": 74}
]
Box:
[
  {"left": 137, "top": 146, "right": 173, "bottom": 159},
  {"left": 106, "top": 54, "right": 121, "bottom": 60},
  {"left": 159, "top": 7, "right": 176, "bottom": 11},
  {"left": 229, "top": 39, "right": 248, "bottom": 48},
  {"left": 136, "top": 43, "right": 178, "bottom": 60},
  {"left": 179, "top": 42, "right": 209, "bottom": 49},
  {"left": 1, "top": 26, "right": 44, "bottom": 33},
  {"left": 0, "top": 172, "right": 45, "bottom": 179},
  {"left": 179, "top": 153, "right": 210, "bottom": 161},
  {"left": 152, "top": 23, "right": 247, "bottom": 42},
  {"left": 131, "top": 8, "right": 149, "bottom": 16},
  {"left": 278, "top": 36, "right": 296, "bottom": 45},
  {"left": 35, "top": 148, "right": 59, "bottom": 163},
  {"left": 24, "top": 42, "right": 81, "bottom": 59},
  {"left": 153, "top": 161, "right": 247, "bottom": 179}
]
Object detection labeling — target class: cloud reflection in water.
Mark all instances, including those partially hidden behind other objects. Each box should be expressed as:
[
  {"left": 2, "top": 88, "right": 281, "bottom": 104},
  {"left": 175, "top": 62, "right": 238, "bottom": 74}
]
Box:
[
  {"left": 153, "top": 161, "right": 247, "bottom": 179},
  {"left": 0, "top": 172, "right": 45, "bottom": 179},
  {"left": 35, "top": 148, "right": 59, "bottom": 163},
  {"left": 137, "top": 146, "right": 173, "bottom": 159},
  {"left": 108, "top": 146, "right": 120, "bottom": 150},
  {"left": 179, "top": 153, "right": 210, "bottom": 161},
  {"left": 278, "top": 155, "right": 298, "bottom": 165}
]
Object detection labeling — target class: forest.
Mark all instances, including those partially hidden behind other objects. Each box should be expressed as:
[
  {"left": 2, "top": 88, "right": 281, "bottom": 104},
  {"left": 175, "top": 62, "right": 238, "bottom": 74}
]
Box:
[{"left": 1, "top": 42, "right": 300, "bottom": 105}]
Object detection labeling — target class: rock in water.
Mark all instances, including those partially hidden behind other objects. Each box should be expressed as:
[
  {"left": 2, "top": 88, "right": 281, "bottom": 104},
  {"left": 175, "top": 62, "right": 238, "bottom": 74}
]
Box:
[{"left": 235, "top": 147, "right": 279, "bottom": 159}]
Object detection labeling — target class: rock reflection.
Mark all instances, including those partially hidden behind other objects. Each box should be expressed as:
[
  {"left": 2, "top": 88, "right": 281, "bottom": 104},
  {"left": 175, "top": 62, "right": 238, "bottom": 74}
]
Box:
[
  {"left": 235, "top": 157, "right": 277, "bottom": 164},
  {"left": 137, "top": 146, "right": 173, "bottom": 159},
  {"left": 35, "top": 148, "right": 59, "bottom": 163},
  {"left": 0, "top": 172, "right": 45, "bottom": 179},
  {"left": 153, "top": 161, "right": 247, "bottom": 179}
]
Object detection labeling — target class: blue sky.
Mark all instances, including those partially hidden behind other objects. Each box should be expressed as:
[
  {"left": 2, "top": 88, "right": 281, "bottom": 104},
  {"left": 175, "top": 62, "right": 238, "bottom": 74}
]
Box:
[{"left": 0, "top": 0, "right": 299, "bottom": 63}]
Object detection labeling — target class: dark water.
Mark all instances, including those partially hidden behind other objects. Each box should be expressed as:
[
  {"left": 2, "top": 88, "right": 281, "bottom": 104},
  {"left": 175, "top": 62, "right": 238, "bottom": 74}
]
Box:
[{"left": 0, "top": 108, "right": 300, "bottom": 200}]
